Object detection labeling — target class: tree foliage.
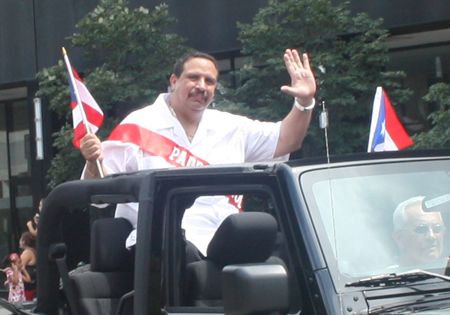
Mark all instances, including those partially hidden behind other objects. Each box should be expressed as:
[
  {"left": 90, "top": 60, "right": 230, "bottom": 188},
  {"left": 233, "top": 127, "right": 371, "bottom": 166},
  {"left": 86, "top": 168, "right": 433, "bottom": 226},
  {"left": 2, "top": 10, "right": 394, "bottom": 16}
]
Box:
[
  {"left": 37, "top": 0, "right": 417, "bottom": 189},
  {"left": 36, "top": 0, "right": 188, "bottom": 188},
  {"left": 215, "top": 0, "right": 412, "bottom": 157},
  {"left": 412, "top": 83, "right": 450, "bottom": 149}
]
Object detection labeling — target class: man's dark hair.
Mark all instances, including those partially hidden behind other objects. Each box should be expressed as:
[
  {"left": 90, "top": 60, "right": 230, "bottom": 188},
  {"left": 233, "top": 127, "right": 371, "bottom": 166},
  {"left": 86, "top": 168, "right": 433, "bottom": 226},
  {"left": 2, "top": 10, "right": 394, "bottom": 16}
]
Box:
[{"left": 172, "top": 51, "right": 218, "bottom": 77}]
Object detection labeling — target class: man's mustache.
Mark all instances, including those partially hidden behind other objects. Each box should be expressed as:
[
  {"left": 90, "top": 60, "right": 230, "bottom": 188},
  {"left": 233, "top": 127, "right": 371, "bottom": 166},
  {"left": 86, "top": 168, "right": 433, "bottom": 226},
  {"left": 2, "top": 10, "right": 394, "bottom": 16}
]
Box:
[{"left": 189, "top": 89, "right": 207, "bottom": 98}]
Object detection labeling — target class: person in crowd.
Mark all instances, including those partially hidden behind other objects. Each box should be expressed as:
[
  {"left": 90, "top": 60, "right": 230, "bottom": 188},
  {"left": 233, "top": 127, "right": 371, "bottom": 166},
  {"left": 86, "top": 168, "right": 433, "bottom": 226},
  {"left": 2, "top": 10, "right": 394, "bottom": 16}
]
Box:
[
  {"left": 27, "top": 198, "right": 44, "bottom": 237},
  {"left": 392, "top": 196, "right": 446, "bottom": 267},
  {"left": 2, "top": 253, "right": 31, "bottom": 303},
  {"left": 79, "top": 49, "right": 316, "bottom": 255},
  {"left": 19, "top": 231, "right": 37, "bottom": 301}
]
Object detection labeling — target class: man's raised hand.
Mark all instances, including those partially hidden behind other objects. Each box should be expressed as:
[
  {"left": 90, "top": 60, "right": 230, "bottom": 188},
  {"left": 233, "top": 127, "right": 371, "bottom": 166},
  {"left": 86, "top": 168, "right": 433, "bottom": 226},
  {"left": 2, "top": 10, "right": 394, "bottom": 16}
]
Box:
[{"left": 280, "top": 49, "right": 316, "bottom": 106}]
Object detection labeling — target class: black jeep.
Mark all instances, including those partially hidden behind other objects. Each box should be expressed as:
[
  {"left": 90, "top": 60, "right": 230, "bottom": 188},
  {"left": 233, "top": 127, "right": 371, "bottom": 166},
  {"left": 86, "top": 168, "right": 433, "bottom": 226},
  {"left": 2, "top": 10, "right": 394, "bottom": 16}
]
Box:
[{"left": 7, "top": 150, "right": 450, "bottom": 315}]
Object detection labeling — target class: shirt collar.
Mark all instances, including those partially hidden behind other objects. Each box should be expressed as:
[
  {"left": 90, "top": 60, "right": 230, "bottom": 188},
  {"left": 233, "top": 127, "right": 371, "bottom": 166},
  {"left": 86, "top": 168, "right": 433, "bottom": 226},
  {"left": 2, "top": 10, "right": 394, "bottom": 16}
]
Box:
[
  {"left": 151, "top": 93, "right": 178, "bottom": 129},
  {"left": 152, "top": 93, "right": 217, "bottom": 132}
]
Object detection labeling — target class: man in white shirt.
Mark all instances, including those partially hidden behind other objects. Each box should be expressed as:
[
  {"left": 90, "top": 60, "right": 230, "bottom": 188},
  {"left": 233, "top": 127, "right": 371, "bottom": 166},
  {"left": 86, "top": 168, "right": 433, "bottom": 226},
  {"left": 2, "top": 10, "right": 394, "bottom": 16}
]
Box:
[{"left": 79, "top": 49, "right": 316, "bottom": 255}]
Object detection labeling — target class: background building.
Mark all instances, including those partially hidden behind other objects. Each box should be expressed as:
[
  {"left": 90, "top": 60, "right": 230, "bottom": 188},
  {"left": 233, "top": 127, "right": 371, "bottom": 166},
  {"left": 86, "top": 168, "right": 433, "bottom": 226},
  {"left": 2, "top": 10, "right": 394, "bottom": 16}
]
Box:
[{"left": 0, "top": 0, "right": 449, "bottom": 264}]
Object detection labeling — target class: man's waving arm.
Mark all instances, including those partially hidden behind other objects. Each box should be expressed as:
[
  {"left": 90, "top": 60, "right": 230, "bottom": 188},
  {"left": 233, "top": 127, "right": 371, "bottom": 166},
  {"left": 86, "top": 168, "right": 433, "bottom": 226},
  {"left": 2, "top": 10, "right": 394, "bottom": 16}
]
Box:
[{"left": 275, "top": 49, "right": 316, "bottom": 158}]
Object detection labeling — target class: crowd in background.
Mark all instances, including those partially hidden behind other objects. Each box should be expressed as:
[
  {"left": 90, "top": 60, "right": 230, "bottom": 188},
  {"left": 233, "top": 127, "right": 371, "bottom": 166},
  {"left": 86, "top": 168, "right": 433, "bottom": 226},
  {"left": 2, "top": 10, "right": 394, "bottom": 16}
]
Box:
[{"left": 1, "top": 198, "right": 41, "bottom": 304}]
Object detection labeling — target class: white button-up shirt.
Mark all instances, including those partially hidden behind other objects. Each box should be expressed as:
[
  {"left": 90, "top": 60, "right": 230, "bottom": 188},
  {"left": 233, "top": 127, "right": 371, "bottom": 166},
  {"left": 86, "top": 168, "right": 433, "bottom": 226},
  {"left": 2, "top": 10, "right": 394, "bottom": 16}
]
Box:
[{"left": 87, "top": 93, "right": 288, "bottom": 255}]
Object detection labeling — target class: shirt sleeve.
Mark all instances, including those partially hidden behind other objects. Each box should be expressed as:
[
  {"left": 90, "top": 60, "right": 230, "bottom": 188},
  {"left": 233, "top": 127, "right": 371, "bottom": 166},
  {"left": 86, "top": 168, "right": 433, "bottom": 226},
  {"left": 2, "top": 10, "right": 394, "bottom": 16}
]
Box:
[
  {"left": 244, "top": 120, "right": 289, "bottom": 162},
  {"left": 80, "top": 140, "right": 141, "bottom": 179},
  {"left": 102, "top": 141, "right": 141, "bottom": 174}
]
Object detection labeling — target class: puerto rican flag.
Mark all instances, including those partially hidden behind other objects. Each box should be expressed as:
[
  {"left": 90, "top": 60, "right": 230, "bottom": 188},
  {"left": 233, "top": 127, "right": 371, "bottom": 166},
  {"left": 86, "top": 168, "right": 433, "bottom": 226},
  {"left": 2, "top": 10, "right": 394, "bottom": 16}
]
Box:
[
  {"left": 68, "top": 67, "right": 104, "bottom": 148},
  {"left": 367, "top": 87, "right": 414, "bottom": 152}
]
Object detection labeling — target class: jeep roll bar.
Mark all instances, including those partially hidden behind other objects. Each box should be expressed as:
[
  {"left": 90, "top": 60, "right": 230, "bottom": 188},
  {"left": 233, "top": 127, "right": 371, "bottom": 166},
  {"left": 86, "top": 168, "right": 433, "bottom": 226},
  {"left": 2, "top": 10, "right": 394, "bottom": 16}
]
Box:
[{"left": 34, "top": 173, "right": 148, "bottom": 315}]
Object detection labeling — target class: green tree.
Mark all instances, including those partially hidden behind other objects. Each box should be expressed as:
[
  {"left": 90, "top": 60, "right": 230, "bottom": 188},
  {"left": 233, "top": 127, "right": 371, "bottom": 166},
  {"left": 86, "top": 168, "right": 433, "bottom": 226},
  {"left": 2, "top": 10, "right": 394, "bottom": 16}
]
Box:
[
  {"left": 215, "top": 0, "right": 412, "bottom": 157},
  {"left": 412, "top": 82, "right": 450, "bottom": 148},
  {"left": 36, "top": 0, "right": 188, "bottom": 188}
]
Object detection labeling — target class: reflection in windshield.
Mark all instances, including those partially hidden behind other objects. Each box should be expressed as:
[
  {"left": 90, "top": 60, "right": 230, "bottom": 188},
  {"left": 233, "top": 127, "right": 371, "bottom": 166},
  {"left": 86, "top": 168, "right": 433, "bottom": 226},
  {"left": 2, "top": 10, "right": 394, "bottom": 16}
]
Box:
[{"left": 301, "top": 161, "right": 450, "bottom": 290}]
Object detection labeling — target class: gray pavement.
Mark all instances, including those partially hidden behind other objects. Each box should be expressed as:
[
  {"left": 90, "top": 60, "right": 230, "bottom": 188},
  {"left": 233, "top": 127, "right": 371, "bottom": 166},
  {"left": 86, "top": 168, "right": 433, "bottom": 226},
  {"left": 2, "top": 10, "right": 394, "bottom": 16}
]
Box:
[
  {"left": 0, "top": 306, "right": 12, "bottom": 315},
  {"left": 0, "top": 300, "right": 37, "bottom": 315}
]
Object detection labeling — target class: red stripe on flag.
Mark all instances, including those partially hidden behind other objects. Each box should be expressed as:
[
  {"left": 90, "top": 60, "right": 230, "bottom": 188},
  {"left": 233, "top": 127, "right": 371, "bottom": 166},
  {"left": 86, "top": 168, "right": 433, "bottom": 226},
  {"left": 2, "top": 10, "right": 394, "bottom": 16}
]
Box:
[
  {"left": 68, "top": 67, "right": 103, "bottom": 148},
  {"left": 83, "top": 103, "right": 104, "bottom": 127},
  {"left": 383, "top": 91, "right": 414, "bottom": 150},
  {"left": 72, "top": 123, "right": 87, "bottom": 148}
]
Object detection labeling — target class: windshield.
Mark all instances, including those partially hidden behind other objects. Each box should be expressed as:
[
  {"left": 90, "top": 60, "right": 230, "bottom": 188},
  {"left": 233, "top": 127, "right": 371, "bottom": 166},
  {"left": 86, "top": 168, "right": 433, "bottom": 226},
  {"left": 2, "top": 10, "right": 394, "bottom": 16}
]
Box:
[{"left": 300, "top": 159, "right": 450, "bottom": 291}]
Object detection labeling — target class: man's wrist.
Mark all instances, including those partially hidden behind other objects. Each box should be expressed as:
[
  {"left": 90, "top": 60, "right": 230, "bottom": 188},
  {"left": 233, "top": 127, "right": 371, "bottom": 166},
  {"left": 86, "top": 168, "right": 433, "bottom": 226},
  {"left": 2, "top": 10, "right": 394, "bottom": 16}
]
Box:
[
  {"left": 85, "top": 161, "right": 99, "bottom": 178},
  {"left": 294, "top": 97, "right": 315, "bottom": 111},
  {"left": 85, "top": 167, "right": 96, "bottom": 177}
]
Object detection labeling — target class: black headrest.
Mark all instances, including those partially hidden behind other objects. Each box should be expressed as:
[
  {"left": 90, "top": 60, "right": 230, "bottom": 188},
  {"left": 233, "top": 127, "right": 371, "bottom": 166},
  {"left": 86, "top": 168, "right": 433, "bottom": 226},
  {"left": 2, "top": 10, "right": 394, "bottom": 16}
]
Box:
[
  {"left": 90, "top": 218, "right": 134, "bottom": 272},
  {"left": 206, "top": 212, "right": 278, "bottom": 266}
]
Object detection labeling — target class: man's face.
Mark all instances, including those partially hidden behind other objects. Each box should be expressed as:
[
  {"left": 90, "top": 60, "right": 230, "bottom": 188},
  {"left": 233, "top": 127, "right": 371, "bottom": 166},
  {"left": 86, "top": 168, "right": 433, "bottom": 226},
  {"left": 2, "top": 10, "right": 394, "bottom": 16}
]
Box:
[
  {"left": 169, "top": 57, "right": 218, "bottom": 111},
  {"left": 394, "top": 204, "right": 445, "bottom": 265}
]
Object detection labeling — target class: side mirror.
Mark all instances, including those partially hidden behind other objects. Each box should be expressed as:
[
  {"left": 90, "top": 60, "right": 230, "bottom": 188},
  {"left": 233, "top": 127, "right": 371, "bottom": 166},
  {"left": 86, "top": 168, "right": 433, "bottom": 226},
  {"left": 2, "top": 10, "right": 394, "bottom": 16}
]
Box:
[{"left": 222, "top": 263, "right": 290, "bottom": 315}]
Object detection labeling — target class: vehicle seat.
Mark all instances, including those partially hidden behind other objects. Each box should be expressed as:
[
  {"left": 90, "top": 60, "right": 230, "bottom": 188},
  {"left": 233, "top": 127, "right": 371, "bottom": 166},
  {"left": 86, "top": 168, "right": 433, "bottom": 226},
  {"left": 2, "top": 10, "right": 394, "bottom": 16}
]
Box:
[
  {"left": 69, "top": 217, "right": 135, "bottom": 315},
  {"left": 184, "top": 212, "right": 281, "bottom": 307}
]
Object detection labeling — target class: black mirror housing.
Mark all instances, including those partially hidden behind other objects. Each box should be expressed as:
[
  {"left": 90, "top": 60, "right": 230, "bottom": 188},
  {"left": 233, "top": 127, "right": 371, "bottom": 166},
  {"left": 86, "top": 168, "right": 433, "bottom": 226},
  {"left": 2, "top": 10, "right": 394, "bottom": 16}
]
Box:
[{"left": 223, "top": 263, "right": 290, "bottom": 315}]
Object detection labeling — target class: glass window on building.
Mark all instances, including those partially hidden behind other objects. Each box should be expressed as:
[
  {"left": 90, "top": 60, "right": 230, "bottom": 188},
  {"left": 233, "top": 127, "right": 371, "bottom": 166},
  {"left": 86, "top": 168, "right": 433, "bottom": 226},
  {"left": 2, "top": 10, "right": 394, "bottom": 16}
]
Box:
[
  {"left": 0, "top": 102, "right": 11, "bottom": 259},
  {"left": 0, "top": 96, "right": 33, "bottom": 261},
  {"left": 387, "top": 33, "right": 450, "bottom": 135}
]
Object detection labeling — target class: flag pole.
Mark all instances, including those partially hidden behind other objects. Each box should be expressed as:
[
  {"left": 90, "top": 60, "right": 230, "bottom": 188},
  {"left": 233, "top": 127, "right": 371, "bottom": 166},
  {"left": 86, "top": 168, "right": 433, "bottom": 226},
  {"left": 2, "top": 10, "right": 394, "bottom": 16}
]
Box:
[{"left": 62, "top": 47, "right": 104, "bottom": 178}]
